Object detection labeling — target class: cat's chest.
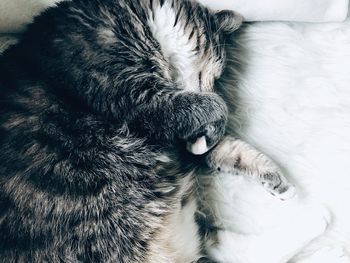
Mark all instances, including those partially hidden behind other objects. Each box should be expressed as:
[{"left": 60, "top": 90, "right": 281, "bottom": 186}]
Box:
[{"left": 146, "top": 0, "right": 200, "bottom": 92}]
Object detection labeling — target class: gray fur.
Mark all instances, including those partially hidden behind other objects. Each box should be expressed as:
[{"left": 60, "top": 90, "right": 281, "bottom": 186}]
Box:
[{"left": 0, "top": 0, "right": 294, "bottom": 262}]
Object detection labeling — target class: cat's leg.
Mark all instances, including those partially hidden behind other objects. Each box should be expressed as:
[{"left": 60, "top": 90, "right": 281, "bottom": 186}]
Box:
[{"left": 206, "top": 135, "right": 296, "bottom": 200}]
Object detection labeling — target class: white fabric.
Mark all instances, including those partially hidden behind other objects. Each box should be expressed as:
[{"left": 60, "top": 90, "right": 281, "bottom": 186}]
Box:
[
  {"left": 0, "top": 0, "right": 349, "bottom": 33},
  {"left": 208, "top": 16, "right": 350, "bottom": 263},
  {"left": 199, "top": 0, "right": 349, "bottom": 22},
  {"left": 0, "top": 0, "right": 62, "bottom": 33}
]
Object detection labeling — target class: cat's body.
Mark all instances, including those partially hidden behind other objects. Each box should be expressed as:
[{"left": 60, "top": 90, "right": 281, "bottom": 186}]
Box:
[{"left": 0, "top": 0, "right": 294, "bottom": 262}]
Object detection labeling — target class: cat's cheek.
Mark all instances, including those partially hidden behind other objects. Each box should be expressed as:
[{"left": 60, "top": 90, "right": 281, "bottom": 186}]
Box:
[{"left": 186, "top": 136, "right": 209, "bottom": 155}]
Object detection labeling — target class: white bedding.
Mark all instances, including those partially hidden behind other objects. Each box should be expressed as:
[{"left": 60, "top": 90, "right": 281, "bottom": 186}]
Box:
[
  {"left": 1, "top": 0, "right": 349, "bottom": 33},
  {"left": 1, "top": 2, "right": 350, "bottom": 263},
  {"left": 199, "top": 0, "right": 349, "bottom": 22},
  {"left": 0, "top": 0, "right": 60, "bottom": 33},
  {"left": 208, "top": 16, "right": 350, "bottom": 263}
]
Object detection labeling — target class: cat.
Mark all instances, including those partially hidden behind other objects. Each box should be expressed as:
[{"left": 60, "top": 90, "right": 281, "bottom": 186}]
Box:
[{"left": 0, "top": 0, "right": 295, "bottom": 262}]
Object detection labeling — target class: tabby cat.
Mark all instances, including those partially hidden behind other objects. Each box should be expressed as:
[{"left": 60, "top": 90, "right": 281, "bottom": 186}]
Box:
[{"left": 0, "top": 0, "right": 295, "bottom": 262}]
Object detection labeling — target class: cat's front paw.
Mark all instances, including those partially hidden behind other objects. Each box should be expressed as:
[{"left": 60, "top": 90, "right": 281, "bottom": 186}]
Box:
[
  {"left": 207, "top": 137, "right": 297, "bottom": 200},
  {"left": 260, "top": 171, "right": 296, "bottom": 201},
  {"left": 173, "top": 92, "right": 228, "bottom": 155}
]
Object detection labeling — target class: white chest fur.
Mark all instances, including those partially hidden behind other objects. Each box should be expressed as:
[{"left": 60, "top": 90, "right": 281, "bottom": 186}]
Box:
[{"left": 147, "top": 1, "right": 199, "bottom": 91}]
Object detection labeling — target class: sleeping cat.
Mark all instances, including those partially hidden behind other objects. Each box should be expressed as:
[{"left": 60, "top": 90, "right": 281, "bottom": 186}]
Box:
[{"left": 0, "top": 0, "right": 295, "bottom": 262}]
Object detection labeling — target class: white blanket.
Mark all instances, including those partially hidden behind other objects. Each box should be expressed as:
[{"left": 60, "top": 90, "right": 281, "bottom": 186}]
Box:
[
  {"left": 207, "top": 15, "right": 350, "bottom": 263},
  {"left": 0, "top": 0, "right": 349, "bottom": 33},
  {"left": 199, "top": 0, "right": 349, "bottom": 22},
  {"left": 0, "top": 0, "right": 60, "bottom": 33}
]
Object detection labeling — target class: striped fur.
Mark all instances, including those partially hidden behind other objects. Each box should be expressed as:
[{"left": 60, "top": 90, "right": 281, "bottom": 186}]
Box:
[{"left": 0, "top": 0, "right": 293, "bottom": 262}]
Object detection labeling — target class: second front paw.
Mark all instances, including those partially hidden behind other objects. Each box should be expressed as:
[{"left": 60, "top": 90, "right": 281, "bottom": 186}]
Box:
[{"left": 206, "top": 137, "right": 297, "bottom": 200}]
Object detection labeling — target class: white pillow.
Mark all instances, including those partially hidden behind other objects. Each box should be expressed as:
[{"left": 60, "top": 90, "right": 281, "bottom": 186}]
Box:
[{"left": 0, "top": 0, "right": 63, "bottom": 33}]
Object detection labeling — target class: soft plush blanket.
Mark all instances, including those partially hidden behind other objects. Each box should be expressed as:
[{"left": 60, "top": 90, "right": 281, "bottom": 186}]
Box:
[
  {"left": 1, "top": 0, "right": 349, "bottom": 33},
  {"left": 1, "top": 1, "right": 350, "bottom": 263},
  {"left": 0, "top": 0, "right": 59, "bottom": 33},
  {"left": 207, "top": 16, "right": 350, "bottom": 263},
  {"left": 200, "top": 0, "right": 349, "bottom": 22}
]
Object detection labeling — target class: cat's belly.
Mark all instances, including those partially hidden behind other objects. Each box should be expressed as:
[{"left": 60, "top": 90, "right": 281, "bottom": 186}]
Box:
[{"left": 148, "top": 175, "right": 202, "bottom": 263}]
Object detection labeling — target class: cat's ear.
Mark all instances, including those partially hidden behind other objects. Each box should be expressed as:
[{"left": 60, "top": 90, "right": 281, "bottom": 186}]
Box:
[{"left": 214, "top": 10, "right": 243, "bottom": 33}]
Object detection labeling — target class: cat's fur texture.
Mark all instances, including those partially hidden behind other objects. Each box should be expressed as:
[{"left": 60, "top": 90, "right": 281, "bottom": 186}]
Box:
[{"left": 0, "top": 0, "right": 295, "bottom": 262}]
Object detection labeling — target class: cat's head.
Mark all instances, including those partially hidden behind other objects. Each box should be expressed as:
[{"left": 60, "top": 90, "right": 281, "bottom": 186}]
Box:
[
  {"left": 28, "top": 0, "right": 242, "bottom": 120},
  {"left": 148, "top": 1, "right": 243, "bottom": 93}
]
